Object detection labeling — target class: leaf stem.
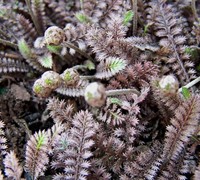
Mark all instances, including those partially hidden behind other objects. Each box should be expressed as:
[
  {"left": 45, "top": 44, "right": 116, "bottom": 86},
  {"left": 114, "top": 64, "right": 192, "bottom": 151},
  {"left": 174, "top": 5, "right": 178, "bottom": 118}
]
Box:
[
  {"left": 179, "top": 76, "right": 200, "bottom": 92},
  {"left": 62, "top": 42, "right": 94, "bottom": 61},
  {"left": 191, "top": 0, "right": 199, "bottom": 21},
  {"left": 131, "top": 0, "right": 138, "bottom": 35},
  {"left": 25, "top": 0, "right": 43, "bottom": 35},
  {"left": 106, "top": 88, "right": 140, "bottom": 96}
]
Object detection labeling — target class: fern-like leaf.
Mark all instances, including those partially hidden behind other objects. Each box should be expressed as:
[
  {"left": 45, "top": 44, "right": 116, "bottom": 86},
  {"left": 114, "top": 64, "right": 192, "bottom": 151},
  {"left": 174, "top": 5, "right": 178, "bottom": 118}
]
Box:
[
  {"left": 0, "top": 120, "right": 7, "bottom": 155},
  {"left": 25, "top": 130, "right": 49, "bottom": 180},
  {"left": 4, "top": 151, "right": 23, "bottom": 180},
  {"left": 0, "top": 51, "right": 29, "bottom": 74},
  {"left": 47, "top": 97, "right": 74, "bottom": 125},
  {"left": 52, "top": 110, "right": 96, "bottom": 180},
  {"left": 162, "top": 95, "right": 200, "bottom": 162},
  {"left": 147, "top": 0, "right": 196, "bottom": 83},
  {"left": 31, "top": 0, "right": 47, "bottom": 34},
  {"left": 38, "top": 53, "right": 53, "bottom": 69},
  {"left": 95, "top": 57, "right": 127, "bottom": 79}
]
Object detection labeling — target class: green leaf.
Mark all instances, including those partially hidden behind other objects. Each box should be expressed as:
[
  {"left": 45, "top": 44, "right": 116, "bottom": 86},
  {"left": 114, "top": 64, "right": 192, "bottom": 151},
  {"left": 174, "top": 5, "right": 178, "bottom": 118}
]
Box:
[
  {"left": 95, "top": 57, "right": 127, "bottom": 79},
  {"left": 0, "top": 8, "right": 6, "bottom": 17},
  {"left": 36, "top": 132, "right": 46, "bottom": 150},
  {"left": 123, "top": 10, "right": 134, "bottom": 26},
  {"left": 144, "top": 24, "right": 150, "bottom": 35},
  {"left": 184, "top": 47, "right": 193, "bottom": 55},
  {"left": 75, "top": 12, "right": 90, "bottom": 23},
  {"left": 18, "top": 39, "right": 33, "bottom": 59},
  {"left": 84, "top": 60, "right": 95, "bottom": 70},
  {"left": 47, "top": 45, "right": 62, "bottom": 54},
  {"left": 109, "top": 58, "right": 127, "bottom": 72},
  {"left": 181, "top": 87, "right": 191, "bottom": 99},
  {"left": 109, "top": 98, "right": 122, "bottom": 105},
  {"left": 38, "top": 54, "right": 53, "bottom": 68}
]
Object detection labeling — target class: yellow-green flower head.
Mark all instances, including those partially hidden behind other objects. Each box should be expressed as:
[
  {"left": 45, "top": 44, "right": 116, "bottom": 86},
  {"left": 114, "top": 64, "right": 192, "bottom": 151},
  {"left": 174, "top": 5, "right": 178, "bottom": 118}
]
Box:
[
  {"left": 44, "top": 26, "right": 65, "bottom": 45},
  {"left": 41, "top": 71, "right": 62, "bottom": 89},
  {"left": 84, "top": 82, "right": 106, "bottom": 107},
  {"left": 61, "top": 68, "right": 80, "bottom": 86},
  {"left": 33, "top": 79, "right": 52, "bottom": 98},
  {"left": 159, "top": 75, "right": 179, "bottom": 93}
]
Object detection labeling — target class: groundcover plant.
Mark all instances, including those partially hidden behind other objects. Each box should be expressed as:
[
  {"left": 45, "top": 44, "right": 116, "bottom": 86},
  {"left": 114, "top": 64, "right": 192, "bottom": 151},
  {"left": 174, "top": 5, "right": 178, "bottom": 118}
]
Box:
[{"left": 0, "top": 0, "right": 200, "bottom": 179}]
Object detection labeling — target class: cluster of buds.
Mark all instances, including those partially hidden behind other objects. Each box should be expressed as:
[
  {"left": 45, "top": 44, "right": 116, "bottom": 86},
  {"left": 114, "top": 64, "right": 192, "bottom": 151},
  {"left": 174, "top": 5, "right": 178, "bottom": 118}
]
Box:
[
  {"left": 33, "top": 71, "right": 62, "bottom": 98},
  {"left": 33, "top": 70, "right": 140, "bottom": 107},
  {"left": 33, "top": 69, "right": 81, "bottom": 98}
]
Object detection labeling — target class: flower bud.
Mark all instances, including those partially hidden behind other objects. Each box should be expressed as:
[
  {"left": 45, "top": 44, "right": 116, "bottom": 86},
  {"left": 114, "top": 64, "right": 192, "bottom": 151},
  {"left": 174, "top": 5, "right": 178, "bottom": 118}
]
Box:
[
  {"left": 41, "top": 71, "right": 61, "bottom": 89},
  {"left": 33, "top": 79, "right": 52, "bottom": 98},
  {"left": 84, "top": 82, "right": 106, "bottom": 107},
  {"left": 159, "top": 75, "right": 179, "bottom": 93},
  {"left": 61, "top": 68, "right": 80, "bottom": 86},
  {"left": 44, "top": 26, "right": 65, "bottom": 45}
]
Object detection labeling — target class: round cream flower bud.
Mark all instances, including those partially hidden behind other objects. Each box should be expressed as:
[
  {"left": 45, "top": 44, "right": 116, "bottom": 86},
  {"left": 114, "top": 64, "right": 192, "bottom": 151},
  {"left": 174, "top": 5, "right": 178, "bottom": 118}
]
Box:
[
  {"left": 60, "top": 68, "right": 80, "bottom": 86},
  {"left": 159, "top": 75, "right": 179, "bottom": 93},
  {"left": 33, "top": 79, "right": 52, "bottom": 98},
  {"left": 44, "top": 26, "right": 65, "bottom": 45},
  {"left": 41, "top": 71, "right": 62, "bottom": 90},
  {"left": 84, "top": 82, "right": 106, "bottom": 107}
]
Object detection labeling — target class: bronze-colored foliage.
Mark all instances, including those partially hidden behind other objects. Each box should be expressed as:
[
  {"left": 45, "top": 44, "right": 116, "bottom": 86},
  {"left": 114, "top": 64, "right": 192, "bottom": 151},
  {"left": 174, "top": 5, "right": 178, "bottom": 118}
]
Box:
[{"left": 0, "top": 0, "right": 200, "bottom": 179}]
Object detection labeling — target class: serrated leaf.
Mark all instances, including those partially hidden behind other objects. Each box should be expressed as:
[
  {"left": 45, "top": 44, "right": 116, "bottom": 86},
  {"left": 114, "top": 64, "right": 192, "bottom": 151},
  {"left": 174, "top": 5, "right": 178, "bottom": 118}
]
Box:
[
  {"left": 95, "top": 57, "right": 127, "bottom": 79},
  {"left": 181, "top": 87, "right": 191, "bottom": 99},
  {"left": 18, "top": 39, "right": 33, "bottom": 59},
  {"left": 38, "top": 54, "right": 53, "bottom": 68},
  {"left": 109, "top": 98, "right": 122, "bottom": 105},
  {"left": 109, "top": 58, "right": 127, "bottom": 72},
  {"left": 36, "top": 133, "right": 46, "bottom": 150},
  {"left": 47, "top": 45, "right": 62, "bottom": 54},
  {"left": 123, "top": 10, "right": 134, "bottom": 26}
]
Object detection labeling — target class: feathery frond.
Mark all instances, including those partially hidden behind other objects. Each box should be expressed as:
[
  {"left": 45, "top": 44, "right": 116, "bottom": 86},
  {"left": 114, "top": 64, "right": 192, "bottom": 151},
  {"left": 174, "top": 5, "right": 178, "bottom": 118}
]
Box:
[
  {"left": 0, "top": 51, "right": 29, "bottom": 74},
  {"left": 0, "top": 120, "right": 7, "bottom": 155},
  {"left": 162, "top": 95, "right": 200, "bottom": 162},
  {"left": 4, "top": 151, "right": 23, "bottom": 180},
  {"left": 25, "top": 130, "right": 49, "bottom": 180},
  {"left": 47, "top": 97, "right": 74, "bottom": 125},
  {"left": 52, "top": 110, "right": 96, "bottom": 180},
  {"left": 147, "top": 0, "right": 196, "bottom": 84},
  {"left": 95, "top": 57, "right": 127, "bottom": 79},
  {"left": 31, "top": 0, "right": 47, "bottom": 34},
  {"left": 55, "top": 79, "right": 89, "bottom": 97}
]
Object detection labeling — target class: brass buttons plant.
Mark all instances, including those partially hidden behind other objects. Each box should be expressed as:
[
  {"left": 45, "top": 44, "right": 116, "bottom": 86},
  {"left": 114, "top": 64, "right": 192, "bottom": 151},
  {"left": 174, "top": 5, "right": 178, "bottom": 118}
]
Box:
[
  {"left": 84, "top": 82, "right": 107, "bottom": 107},
  {"left": 44, "top": 26, "right": 65, "bottom": 45}
]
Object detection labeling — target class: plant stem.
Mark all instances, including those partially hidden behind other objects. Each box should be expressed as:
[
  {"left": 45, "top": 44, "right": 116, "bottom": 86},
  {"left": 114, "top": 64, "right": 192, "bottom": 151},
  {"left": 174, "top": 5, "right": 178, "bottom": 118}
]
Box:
[
  {"left": 25, "top": 0, "right": 43, "bottom": 35},
  {"left": 179, "top": 76, "right": 200, "bottom": 92},
  {"left": 191, "top": 0, "right": 199, "bottom": 21},
  {"left": 0, "top": 38, "right": 18, "bottom": 49},
  {"left": 106, "top": 88, "right": 140, "bottom": 96},
  {"left": 80, "top": 75, "right": 96, "bottom": 80},
  {"left": 62, "top": 42, "right": 94, "bottom": 61},
  {"left": 131, "top": 0, "right": 138, "bottom": 35},
  {"left": 73, "top": 65, "right": 87, "bottom": 70}
]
